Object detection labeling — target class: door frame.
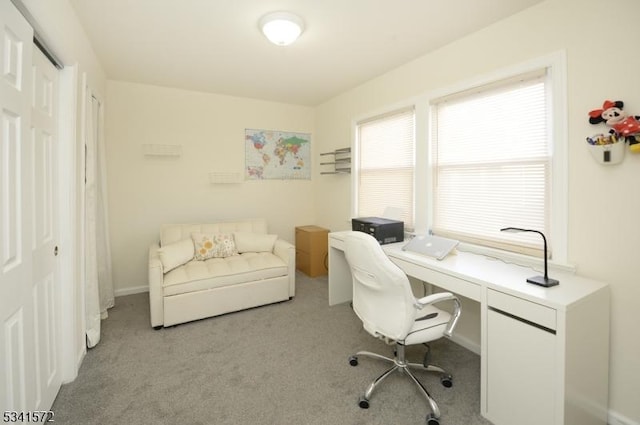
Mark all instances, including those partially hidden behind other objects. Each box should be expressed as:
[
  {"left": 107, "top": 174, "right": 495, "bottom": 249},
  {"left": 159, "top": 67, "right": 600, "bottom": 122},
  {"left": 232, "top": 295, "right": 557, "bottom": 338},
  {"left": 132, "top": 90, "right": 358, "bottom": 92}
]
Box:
[
  {"left": 79, "top": 74, "right": 108, "bottom": 348},
  {"left": 57, "top": 64, "right": 85, "bottom": 382}
]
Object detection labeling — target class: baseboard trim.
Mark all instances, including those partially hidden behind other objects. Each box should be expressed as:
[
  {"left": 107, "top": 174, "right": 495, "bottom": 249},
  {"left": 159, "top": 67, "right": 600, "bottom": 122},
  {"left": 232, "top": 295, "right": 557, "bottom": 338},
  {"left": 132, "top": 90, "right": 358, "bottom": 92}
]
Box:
[
  {"left": 114, "top": 285, "right": 149, "bottom": 297},
  {"left": 609, "top": 410, "right": 639, "bottom": 425},
  {"left": 450, "top": 333, "right": 480, "bottom": 356}
]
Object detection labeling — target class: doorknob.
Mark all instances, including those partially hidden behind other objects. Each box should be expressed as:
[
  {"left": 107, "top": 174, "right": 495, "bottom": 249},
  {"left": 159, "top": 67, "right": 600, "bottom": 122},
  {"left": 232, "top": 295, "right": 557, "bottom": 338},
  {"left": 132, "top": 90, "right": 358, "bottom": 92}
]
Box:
[{"left": 54, "top": 246, "right": 59, "bottom": 256}]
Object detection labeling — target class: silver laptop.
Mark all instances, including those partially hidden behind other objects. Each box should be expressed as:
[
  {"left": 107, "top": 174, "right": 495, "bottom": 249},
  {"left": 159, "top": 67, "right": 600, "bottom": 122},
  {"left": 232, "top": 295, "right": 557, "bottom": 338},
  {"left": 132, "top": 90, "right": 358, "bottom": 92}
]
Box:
[{"left": 402, "top": 235, "right": 459, "bottom": 260}]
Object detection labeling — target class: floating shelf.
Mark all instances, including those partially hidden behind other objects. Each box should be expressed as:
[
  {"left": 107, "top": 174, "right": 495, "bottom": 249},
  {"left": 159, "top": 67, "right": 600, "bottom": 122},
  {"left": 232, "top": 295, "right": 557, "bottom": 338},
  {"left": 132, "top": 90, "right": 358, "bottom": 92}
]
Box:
[{"left": 320, "top": 147, "right": 351, "bottom": 174}]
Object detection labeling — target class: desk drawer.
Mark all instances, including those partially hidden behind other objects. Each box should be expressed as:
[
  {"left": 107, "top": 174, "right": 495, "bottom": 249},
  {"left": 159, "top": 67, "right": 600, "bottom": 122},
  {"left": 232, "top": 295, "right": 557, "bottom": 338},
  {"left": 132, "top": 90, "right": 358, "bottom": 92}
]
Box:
[
  {"left": 390, "top": 257, "right": 482, "bottom": 302},
  {"left": 488, "top": 289, "right": 556, "bottom": 331}
]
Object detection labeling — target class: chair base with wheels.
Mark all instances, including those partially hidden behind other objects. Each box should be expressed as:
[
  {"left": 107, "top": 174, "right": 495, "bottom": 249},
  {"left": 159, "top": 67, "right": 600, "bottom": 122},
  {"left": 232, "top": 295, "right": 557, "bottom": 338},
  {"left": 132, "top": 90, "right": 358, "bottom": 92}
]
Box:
[{"left": 349, "top": 342, "right": 452, "bottom": 425}]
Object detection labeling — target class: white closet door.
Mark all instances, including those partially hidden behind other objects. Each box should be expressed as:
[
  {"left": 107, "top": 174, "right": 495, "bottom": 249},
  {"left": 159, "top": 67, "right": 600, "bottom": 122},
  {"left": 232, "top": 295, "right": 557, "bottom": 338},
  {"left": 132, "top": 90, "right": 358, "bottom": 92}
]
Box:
[
  {"left": 31, "top": 45, "right": 62, "bottom": 411},
  {"left": 0, "top": 0, "right": 36, "bottom": 410},
  {"left": 0, "top": 0, "right": 61, "bottom": 412}
]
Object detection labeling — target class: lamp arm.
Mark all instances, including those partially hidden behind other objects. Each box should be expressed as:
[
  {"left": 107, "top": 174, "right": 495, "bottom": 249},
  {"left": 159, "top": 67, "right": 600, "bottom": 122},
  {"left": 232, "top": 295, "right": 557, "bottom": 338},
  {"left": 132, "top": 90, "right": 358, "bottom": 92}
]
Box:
[
  {"left": 500, "top": 227, "right": 549, "bottom": 278},
  {"left": 499, "top": 227, "right": 558, "bottom": 287},
  {"left": 524, "top": 229, "right": 548, "bottom": 279},
  {"left": 538, "top": 230, "right": 549, "bottom": 279}
]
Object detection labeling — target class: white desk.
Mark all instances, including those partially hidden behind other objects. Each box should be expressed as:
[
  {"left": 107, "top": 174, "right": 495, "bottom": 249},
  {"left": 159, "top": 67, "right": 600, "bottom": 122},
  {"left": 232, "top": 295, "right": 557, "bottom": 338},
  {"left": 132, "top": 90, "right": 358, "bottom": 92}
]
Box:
[{"left": 329, "top": 231, "right": 609, "bottom": 425}]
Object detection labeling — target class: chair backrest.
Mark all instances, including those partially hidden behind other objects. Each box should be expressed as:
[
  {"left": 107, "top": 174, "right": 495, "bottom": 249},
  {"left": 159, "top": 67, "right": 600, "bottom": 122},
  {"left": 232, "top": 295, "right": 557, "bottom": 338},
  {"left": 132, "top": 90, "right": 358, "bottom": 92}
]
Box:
[{"left": 344, "top": 231, "right": 417, "bottom": 341}]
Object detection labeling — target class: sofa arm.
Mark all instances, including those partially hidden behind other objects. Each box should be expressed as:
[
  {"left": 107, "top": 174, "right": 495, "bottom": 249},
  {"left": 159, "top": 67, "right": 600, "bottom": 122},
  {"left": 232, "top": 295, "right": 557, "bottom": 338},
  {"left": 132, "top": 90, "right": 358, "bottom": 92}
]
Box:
[
  {"left": 274, "top": 239, "right": 296, "bottom": 297},
  {"left": 148, "top": 242, "right": 164, "bottom": 328}
]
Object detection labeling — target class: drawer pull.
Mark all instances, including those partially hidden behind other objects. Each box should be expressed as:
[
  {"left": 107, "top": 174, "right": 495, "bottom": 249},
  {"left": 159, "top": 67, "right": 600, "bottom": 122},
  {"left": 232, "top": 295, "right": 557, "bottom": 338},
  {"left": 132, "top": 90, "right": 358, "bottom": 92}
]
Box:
[{"left": 489, "top": 306, "right": 556, "bottom": 335}]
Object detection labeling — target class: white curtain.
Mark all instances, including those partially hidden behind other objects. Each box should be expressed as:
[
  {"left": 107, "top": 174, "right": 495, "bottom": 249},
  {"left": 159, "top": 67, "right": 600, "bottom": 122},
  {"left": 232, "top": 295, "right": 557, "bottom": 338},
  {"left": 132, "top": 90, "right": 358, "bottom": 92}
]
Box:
[{"left": 85, "top": 94, "right": 114, "bottom": 348}]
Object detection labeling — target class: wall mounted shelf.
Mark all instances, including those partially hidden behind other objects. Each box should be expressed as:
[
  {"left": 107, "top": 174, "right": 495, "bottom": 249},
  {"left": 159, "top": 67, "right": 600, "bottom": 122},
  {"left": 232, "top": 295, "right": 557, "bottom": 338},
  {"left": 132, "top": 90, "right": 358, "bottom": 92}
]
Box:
[{"left": 320, "top": 147, "right": 351, "bottom": 174}]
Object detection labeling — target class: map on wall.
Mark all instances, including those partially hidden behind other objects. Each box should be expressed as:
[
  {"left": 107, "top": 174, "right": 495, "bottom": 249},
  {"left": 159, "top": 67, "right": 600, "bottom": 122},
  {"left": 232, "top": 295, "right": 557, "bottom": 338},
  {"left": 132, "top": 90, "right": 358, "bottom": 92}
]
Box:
[{"left": 245, "top": 129, "right": 311, "bottom": 180}]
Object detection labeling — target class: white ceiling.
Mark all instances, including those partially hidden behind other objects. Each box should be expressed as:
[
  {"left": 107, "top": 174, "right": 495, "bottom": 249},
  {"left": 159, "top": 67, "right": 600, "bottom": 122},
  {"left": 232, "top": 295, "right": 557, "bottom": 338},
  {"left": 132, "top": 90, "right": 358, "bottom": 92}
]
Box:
[{"left": 69, "top": 0, "right": 543, "bottom": 106}]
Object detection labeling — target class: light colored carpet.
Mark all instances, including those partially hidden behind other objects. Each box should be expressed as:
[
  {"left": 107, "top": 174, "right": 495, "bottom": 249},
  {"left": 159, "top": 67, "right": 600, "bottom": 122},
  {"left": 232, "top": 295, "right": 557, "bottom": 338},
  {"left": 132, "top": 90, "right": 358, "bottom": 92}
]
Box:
[{"left": 52, "top": 272, "right": 493, "bottom": 425}]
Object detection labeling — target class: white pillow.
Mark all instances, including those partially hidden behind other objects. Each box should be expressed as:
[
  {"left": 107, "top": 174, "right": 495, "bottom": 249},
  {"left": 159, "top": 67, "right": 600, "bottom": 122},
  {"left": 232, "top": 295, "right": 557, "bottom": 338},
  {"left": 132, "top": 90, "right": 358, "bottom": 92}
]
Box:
[
  {"left": 191, "top": 232, "right": 238, "bottom": 260},
  {"left": 234, "top": 232, "right": 277, "bottom": 253},
  {"left": 158, "top": 238, "right": 194, "bottom": 272}
]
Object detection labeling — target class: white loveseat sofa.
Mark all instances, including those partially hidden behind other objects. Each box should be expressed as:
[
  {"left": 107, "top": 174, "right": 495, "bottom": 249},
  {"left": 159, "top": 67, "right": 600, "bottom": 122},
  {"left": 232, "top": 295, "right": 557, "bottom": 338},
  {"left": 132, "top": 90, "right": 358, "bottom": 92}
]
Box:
[{"left": 148, "top": 218, "right": 295, "bottom": 328}]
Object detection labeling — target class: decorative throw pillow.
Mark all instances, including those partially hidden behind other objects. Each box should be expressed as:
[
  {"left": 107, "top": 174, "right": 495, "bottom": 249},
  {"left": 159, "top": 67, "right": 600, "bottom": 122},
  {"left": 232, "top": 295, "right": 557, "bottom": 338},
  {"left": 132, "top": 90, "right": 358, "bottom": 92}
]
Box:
[
  {"left": 233, "top": 232, "right": 277, "bottom": 253},
  {"left": 191, "top": 233, "right": 238, "bottom": 260},
  {"left": 157, "top": 238, "right": 195, "bottom": 272}
]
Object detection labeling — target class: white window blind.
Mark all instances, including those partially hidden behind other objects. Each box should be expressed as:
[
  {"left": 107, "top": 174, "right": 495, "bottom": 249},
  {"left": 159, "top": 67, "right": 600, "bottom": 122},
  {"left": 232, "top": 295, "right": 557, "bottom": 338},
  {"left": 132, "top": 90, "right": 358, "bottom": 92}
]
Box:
[
  {"left": 357, "top": 107, "right": 415, "bottom": 229},
  {"left": 431, "top": 70, "right": 551, "bottom": 256}
]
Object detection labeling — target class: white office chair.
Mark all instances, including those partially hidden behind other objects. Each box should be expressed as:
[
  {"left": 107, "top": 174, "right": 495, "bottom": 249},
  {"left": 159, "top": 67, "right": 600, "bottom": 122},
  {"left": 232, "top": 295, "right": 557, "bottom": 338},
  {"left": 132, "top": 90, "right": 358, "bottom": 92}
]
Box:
[{"left": 344, "top": 231, "right": 461, "bottom": 425}]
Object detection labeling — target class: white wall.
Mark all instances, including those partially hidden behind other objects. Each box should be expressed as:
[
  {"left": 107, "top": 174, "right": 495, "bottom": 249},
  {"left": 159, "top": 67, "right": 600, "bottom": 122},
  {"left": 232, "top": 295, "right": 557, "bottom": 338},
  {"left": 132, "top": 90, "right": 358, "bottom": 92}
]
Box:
[
  {"left": 314, "top": 0, "right": 640, "bottom": 422},
  {"left": 105, "top": 81, "right": 316, "bottom": 294}
]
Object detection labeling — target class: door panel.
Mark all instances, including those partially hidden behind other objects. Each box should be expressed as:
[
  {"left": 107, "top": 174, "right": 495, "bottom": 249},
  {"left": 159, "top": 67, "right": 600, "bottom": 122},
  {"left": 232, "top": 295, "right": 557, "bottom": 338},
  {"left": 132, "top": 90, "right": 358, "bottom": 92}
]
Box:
[
  {"left": 0, "top": 0, "right": 35, "bottom": 411},
  {"left": 1, "top": 0, "right": 61, "bottom": 412},
  {"left": 31, "top": 44, "right": 61, "bottom": 410},
  {"left": 1, "top": 111, "right": 21, "bottom": 272},
  {"left": 4, "top": 309, "right": 26, "bottom": 409},
  {"left": 485, "top": 308, "right": 556, "bottom": 425}
]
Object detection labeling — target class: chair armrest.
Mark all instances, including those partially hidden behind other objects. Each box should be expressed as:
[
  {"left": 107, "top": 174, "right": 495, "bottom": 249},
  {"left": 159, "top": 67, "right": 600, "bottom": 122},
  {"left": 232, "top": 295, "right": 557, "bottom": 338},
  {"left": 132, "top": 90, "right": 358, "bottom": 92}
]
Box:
[
  {"left": 148, "top": 242, "right": 164, "bottom": 327},
  {"left": 415, "top": 292, "right": 457, "bottom": 307},
  {"left": 273, "top": 239, "right": 296, "bottom": 297},
  {"left": 415, "top": 292, "right": 461, "bottom": 337}
]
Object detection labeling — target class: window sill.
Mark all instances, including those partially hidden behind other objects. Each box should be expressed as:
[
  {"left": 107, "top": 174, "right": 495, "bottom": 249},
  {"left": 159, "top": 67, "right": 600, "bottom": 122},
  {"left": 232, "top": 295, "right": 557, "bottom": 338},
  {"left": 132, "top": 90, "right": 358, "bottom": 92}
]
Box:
[{"left": 456, "top": 242, "right": 575, "bottom": 275}]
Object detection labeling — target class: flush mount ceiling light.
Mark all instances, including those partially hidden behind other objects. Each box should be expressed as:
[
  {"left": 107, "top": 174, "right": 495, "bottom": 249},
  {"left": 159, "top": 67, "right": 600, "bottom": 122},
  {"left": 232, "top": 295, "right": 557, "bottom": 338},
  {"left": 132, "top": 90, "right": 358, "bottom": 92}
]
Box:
[{"left": 259, "top": 11, "right": 304, "bottom": 46}]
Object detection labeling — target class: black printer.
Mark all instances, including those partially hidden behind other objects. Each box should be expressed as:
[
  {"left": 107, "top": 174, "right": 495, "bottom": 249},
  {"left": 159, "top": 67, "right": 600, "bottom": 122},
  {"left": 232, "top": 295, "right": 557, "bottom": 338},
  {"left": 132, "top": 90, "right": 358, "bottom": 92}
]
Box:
[{"left": 351, "top": 217, "right": 404, "bottom": 245}]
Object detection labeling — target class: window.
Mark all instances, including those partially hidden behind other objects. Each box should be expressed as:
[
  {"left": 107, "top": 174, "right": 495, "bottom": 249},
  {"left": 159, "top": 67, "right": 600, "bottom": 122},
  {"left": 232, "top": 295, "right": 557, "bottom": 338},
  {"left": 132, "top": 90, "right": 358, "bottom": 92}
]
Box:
[
  {"left": 355, "top": 107, "right": 415, "bottom": 229},
  {"left": 430, "top": 69, "right": 554, "bottom": 257}
]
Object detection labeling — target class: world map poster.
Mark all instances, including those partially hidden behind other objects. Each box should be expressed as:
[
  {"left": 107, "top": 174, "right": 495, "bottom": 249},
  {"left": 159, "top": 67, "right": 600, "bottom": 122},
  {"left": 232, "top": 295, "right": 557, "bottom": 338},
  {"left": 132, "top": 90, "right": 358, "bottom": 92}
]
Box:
[{"left": 245, "top": 129, "right": 311, "bottom": 180}]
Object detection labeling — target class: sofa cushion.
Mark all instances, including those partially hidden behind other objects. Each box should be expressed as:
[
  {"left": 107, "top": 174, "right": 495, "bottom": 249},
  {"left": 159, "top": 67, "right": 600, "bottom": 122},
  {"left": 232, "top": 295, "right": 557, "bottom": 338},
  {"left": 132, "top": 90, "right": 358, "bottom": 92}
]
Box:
[
  {"left": 157, "top": 238, "right": 194, "bottom": 272},
  {"left": 162, "top": 252, "right": 288, "bottom": 297},
  {"left": 234, "top": 232, "right": 277, "bottom": 253},
  {"left": 192, "top": 233, "right": 238, "bottom": 260}
]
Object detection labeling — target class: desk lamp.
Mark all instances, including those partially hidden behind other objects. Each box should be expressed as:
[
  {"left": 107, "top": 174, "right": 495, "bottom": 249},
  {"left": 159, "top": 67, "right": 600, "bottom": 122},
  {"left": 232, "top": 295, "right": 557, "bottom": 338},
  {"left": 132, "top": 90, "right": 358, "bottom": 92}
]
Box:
[{"left": 500, "top": 227, "right": 559, "bottom": 287}]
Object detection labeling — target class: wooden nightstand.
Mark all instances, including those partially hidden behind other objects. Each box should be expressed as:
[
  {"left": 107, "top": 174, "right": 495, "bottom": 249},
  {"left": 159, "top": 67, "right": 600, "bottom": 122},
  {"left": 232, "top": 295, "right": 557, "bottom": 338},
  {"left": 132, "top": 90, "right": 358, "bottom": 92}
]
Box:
[{"left": 295, "top": 225, "right": 329, "bottom": 277}]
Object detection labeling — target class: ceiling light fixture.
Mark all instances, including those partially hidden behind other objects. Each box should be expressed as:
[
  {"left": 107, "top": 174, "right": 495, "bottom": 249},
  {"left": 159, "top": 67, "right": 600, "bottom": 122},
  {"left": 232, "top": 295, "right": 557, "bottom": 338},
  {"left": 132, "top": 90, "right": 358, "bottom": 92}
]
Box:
[{"left": 259, "top": 11, "right": 304, "bottom": 46}]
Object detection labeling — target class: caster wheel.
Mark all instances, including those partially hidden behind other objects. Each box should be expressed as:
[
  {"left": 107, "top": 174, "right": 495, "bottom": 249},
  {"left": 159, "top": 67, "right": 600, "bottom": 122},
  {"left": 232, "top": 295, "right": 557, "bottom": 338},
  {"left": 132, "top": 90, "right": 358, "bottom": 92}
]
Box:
[
  {"left": 426, "top": 412, "right": 440, "bottom": 425},
  {"left": 358, "top": 396, "right": 370, "bottom": 409},
  {"left": 441, "top": 374, "right": 453, "bottom": 388},
  {"left": 349, "top": 356, "right": 358, "bottom": 366}
]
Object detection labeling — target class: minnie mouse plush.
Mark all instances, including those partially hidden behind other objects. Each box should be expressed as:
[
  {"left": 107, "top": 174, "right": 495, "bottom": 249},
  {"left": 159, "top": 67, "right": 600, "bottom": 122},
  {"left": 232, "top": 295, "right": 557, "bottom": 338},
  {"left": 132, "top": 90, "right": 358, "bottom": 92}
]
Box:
[{"left": 589, "top": 100, "right": 640, "bottom": 151}]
